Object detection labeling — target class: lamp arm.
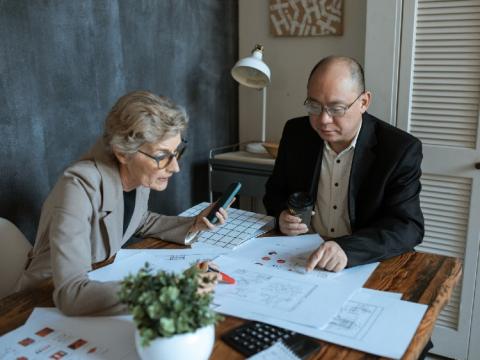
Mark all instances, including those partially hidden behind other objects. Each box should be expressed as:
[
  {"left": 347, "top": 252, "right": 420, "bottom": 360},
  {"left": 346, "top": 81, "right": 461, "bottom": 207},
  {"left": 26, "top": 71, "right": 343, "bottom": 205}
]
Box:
[{"left": 261, "top": 87, "right": 267, "bottom": 143}]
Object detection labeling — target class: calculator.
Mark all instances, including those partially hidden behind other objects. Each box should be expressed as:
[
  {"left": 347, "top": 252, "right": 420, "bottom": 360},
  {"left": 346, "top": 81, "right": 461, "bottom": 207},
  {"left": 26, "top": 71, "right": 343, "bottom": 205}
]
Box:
[{"left": 221, "top": 321, "right": 321, "bottom": 358}]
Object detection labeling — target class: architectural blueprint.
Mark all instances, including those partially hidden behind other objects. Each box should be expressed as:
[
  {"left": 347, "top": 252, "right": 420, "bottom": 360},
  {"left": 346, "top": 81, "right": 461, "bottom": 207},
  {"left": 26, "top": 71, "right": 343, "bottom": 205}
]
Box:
[
  {"left": 231, "top": 234, "right": 342, "bottom": 279},
  {"left": 219, "top": 288, "right": 426, "bottom": 359},
  {"left": 213, "top": 255, "right": 377, "bottom": 329},
  {"left": 220, "top": 268, "right": 316, "bottom": 312},
  {"left": 11, "top": 288, "right": 424, "bottom": 360},
  {"left": 325, "top": 300, "right": 383, "bottom": 339}
]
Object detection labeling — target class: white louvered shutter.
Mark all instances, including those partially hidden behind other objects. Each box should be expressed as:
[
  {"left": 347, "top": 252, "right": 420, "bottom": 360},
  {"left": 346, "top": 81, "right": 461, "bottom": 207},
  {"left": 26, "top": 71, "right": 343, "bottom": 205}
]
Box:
[
  {"left": 417, "top": 174, "right": 470, "bottom": 329},
  {"left": 396, "top": 0, "right": 480, "bottom": 358},
  {"left": 409, "top": 0, "right": 480, "bottom": 148}
]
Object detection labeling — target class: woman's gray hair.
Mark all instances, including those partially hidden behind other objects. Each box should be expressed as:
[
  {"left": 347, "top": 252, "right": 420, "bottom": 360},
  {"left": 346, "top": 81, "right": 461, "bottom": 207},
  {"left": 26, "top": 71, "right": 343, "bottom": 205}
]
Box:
[{"left": 103, "top": 90, "right": 188, "bottom": 155}]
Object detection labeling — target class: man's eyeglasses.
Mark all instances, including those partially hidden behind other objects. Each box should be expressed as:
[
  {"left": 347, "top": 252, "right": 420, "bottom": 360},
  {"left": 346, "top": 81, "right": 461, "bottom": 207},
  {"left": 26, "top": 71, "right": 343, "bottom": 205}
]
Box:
[
  {"left": 304, "top": 92, "right": 364, "bottom": 117},
  {"left": 137, "top": 139, "right": 187, "bottom": 169}
]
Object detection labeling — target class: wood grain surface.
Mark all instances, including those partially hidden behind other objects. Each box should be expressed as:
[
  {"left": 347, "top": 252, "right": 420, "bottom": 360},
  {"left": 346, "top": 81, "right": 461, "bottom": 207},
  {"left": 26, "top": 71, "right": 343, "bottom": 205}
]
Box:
[{"left": 0, "top": 238, "right": 461, "bottom": 360}]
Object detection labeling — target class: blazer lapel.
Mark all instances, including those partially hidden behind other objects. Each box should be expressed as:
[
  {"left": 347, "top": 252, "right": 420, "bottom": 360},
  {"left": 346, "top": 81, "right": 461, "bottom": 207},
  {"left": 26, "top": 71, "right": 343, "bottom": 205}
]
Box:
[
  {"left": 85, "top": 141, "right": 124, "bottom": 258},
  {"left": 348, "top": 114, "right": 377, "bottom": 227}
]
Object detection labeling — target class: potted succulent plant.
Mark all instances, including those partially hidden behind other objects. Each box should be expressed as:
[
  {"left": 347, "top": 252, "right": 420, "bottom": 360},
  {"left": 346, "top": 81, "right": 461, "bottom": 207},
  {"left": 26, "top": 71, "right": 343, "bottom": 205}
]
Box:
[{"left": 118, "top": 263, "right": 222, "bottom": 360}]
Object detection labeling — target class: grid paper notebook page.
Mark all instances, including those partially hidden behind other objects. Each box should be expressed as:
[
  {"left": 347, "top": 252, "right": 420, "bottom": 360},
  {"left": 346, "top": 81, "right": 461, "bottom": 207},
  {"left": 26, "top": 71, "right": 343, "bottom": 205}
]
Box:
[{"left": 179, "top": 202, "right": 275, "bottom": 249}]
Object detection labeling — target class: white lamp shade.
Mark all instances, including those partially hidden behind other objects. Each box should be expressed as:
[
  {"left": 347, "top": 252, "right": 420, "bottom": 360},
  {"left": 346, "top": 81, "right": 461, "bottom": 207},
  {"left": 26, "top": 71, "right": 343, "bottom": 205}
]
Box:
[{"left": 231, "top": 48, "right": 271, "bottom": 89}]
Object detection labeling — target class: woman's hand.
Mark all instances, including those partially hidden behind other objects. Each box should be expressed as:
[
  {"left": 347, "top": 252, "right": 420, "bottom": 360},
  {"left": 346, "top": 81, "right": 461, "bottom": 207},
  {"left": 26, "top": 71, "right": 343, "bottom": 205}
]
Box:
[
  {"left": 190, "top": 198, "right": 236, "bottom": 233},
  {"left": 195, "top": 261, "right": 221, "bottom": 295}
]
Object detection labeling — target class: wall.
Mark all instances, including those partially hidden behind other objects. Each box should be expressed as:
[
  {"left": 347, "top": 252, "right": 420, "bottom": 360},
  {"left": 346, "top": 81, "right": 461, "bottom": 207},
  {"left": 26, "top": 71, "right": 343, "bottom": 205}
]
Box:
[
  {"left": 0, "top": 0, "right": 238, "bottom": 242},
  {"left": 238, "top": 0, "right": 367, "bottom": 143},
  {"left": 364, "top": 0, "right": 402, "bottom": 125}
]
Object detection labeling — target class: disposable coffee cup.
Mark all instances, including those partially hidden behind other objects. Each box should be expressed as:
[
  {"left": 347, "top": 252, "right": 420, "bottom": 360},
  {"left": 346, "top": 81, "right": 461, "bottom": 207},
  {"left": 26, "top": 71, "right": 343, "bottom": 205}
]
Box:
[{"left": 287, "top": 192, "right": 314, "bottom": 227}]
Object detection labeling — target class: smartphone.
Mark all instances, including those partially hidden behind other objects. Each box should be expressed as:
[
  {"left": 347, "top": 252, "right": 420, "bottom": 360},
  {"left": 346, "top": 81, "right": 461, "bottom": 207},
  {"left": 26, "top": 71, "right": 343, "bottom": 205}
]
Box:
[{"left": 206, "top": 182, "right": 242, "bottom": 224}]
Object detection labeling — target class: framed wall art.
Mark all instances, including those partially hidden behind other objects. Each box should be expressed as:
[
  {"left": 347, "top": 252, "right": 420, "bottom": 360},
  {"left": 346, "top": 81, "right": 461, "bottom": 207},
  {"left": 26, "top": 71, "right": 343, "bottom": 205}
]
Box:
[{"left": 270, "top": 0, "right": 343, "bottom": 37}]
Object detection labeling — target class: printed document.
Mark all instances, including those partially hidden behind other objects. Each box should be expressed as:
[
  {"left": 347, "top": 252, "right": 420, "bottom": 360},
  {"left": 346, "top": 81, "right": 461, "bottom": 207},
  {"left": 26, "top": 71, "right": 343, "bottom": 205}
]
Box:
[{"left": 213, "top": 254, "right": 378, "bottom": 329}]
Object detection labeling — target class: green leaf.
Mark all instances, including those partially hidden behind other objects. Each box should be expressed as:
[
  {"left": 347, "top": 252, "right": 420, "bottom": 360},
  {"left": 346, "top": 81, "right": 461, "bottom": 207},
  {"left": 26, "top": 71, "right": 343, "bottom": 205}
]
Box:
[
  {"left": 160, "top": 317, "right": 175, "bottom": 335},
  {"left": 118, "top": 263, "right": 221, "bottom": 340}
]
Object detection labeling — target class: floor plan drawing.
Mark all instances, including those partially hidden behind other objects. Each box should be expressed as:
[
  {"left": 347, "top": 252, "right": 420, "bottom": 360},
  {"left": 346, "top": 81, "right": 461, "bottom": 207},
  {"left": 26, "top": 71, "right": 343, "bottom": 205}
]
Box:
[
  {"left": 233, "top": 234, "right": 340, "bottom": 279},
  {"left": 325, "top": 300, "right": 383, "bottom": 339},
  {"left": 214, "top": 254, "right": 379, "bottom": 330},
  {"left": 220, "top": 268, "right": 317, "bottom": 312}
]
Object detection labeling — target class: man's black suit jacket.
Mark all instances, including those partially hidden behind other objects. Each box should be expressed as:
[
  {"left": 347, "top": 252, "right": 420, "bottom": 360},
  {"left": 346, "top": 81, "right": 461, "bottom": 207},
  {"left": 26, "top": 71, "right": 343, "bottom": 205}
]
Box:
[{"left": 264, "top": 112, "right": 424, "bottom": 267}]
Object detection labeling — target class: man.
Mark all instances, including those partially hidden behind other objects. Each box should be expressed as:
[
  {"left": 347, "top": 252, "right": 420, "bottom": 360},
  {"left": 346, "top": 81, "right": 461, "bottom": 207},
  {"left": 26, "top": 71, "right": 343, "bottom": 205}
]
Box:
[{"left": 264, "top": 56, "right": 424, "bottom": 273}]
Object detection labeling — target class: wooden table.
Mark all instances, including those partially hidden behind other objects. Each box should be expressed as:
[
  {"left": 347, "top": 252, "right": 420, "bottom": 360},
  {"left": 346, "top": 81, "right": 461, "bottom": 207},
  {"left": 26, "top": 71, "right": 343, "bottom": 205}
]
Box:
[{"left": 0, "top": 238, "right": 461, "bottom": 360}]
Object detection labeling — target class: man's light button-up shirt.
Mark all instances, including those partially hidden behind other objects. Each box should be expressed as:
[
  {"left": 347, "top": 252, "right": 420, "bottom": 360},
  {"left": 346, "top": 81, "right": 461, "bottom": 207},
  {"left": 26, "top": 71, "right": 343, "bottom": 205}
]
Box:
[{"left": 311, "top": 123, "right": 362, "bottom": 238}]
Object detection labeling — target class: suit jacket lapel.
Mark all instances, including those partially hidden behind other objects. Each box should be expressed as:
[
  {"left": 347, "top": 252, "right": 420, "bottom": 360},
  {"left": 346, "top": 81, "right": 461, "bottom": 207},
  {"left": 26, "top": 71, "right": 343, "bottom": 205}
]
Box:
[
  {"left": 310, "top": 141, "right": 324, "bottom": 203},
  {"left": 349, "top": 114, "right": 377, "bottom": 227},
  {"left": 82, "top": 140, "right": 123, "bottom": 258}
]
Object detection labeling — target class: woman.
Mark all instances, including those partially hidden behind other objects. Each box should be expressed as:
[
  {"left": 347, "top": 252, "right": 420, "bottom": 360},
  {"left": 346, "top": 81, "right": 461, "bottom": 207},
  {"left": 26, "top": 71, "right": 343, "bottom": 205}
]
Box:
[{"left": 17, "top": 91, "right": 228, "bottom": 315}]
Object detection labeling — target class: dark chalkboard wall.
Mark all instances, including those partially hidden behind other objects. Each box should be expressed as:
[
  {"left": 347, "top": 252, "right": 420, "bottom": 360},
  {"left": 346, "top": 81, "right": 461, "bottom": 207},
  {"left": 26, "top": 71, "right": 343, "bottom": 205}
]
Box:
[{"left": 0, "top": 0, "right": 238, "bottom": 243}]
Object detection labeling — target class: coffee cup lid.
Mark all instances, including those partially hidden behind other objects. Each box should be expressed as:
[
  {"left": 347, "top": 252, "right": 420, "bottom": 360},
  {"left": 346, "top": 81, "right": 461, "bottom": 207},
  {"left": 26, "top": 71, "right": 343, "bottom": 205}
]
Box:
[{"left": 288, "top": 192, "right": 313, "bottom": 208}]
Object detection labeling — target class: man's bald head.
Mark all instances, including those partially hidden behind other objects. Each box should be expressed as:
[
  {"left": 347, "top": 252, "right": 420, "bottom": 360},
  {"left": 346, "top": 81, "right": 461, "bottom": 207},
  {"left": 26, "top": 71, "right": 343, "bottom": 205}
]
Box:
[{"left": 308, "top": 56, "right": 365, "bottom": 94}]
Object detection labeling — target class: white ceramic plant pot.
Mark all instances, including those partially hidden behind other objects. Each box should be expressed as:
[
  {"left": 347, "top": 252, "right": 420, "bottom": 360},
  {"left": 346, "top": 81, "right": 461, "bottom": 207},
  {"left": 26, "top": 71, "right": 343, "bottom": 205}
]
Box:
[{"left": 135, "top": 324, "right": 215, "bottom": 360}]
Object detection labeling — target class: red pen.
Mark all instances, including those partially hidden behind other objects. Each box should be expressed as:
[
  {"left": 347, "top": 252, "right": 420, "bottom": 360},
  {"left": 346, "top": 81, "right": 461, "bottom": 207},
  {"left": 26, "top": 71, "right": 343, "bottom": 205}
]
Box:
[{"left": 208, "top": 266, "right": 236, "bottom": 284}]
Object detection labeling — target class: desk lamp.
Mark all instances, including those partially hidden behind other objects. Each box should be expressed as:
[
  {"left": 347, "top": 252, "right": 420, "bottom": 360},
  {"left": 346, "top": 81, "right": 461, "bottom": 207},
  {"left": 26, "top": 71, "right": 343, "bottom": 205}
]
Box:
[{"left": 231, "top": 44, "right": 271, "bottom": 154}]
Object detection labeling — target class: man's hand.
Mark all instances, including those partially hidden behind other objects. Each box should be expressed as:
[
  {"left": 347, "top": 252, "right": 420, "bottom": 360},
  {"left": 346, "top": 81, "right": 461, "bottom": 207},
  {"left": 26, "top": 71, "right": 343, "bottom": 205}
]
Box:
[
  {"left": 278, "top": 210, "right": 309, "bottom": 236},
  {"left": 306, "top": 241, "right": 348, "bottom": 272}
]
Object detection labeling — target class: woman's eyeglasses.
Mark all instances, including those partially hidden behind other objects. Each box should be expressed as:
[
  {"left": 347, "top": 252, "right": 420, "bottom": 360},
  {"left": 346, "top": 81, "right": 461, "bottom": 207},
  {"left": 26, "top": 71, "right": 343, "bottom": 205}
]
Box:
[{"left": 137, "top": 139, "right": 187, "bottom": 169}]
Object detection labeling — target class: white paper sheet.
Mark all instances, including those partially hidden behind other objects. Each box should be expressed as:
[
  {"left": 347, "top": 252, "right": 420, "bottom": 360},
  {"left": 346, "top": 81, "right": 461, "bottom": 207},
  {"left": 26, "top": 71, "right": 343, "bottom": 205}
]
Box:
[
  {"left": 248, "top": 341, "right": 300, "bottom": 360},
  {"left": 213, "top": 255, "right": 378, "bottom": 329},
  {"left": 12, "top": 287, "right": 424, "bottom": 360},
  {"left": 114, "top": 245, "right": 229, "bottom": 263},
  {"left": 229, "top": 234, "right": 344, "bottom": 279},
  {"left": 55, "top": 231, "right": 421, "bottom": 359},
  {"left": 218, "top": 288, "right": 427, "bottom": 359},
  {"left": 0, "top": 308, "right": 136, "bottom": 359},
  {"left": 89, "top": 252, "right": 160, "bottom": 282},
  {"left": 90, "top": 247, "right": 229, "bottom": 282}
]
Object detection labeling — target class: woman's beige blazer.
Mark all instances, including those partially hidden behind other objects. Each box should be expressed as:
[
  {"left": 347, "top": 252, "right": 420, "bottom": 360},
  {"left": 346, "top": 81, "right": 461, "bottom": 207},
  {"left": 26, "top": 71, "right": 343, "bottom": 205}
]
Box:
[{"left": 17, "top": 140, "right": 195, "bottom": 315}]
